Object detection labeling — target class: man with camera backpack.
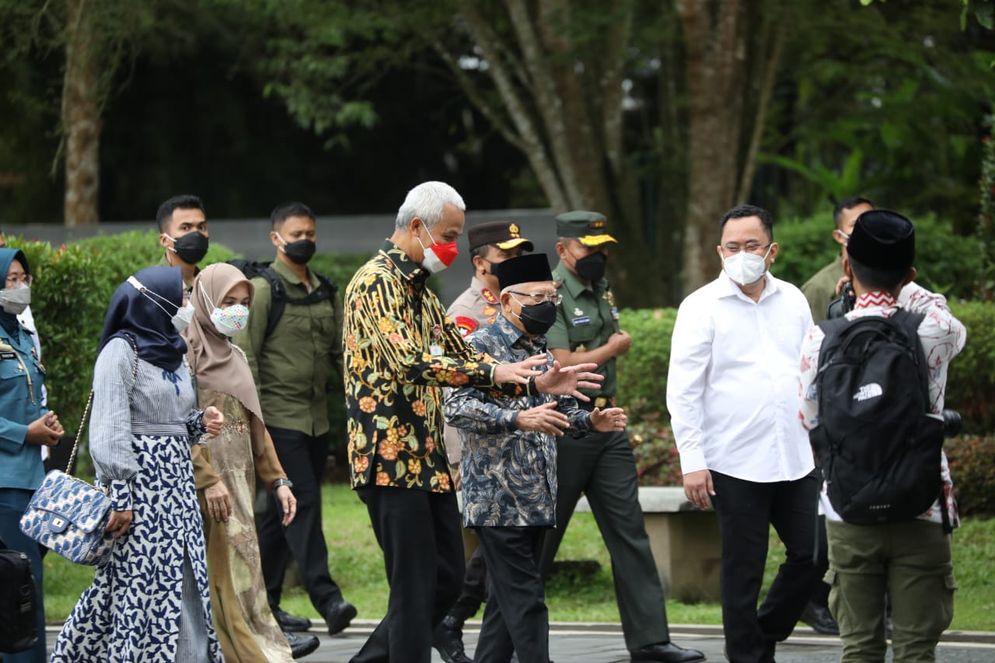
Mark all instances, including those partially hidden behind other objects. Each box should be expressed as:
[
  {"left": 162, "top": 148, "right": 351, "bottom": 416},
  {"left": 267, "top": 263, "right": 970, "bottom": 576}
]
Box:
[{"left": 799, "top": 209, "right": 965, "bottom": 661}]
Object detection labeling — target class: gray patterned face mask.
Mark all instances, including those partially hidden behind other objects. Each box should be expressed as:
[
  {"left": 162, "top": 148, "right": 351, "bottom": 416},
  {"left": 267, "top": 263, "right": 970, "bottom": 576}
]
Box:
[{"left": 0, "top": 284, "right": 30, "bottom": 315}]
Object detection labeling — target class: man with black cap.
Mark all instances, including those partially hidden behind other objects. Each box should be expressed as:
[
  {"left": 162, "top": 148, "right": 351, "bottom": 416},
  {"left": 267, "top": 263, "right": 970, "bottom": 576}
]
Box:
[
  {"left": 448, "top": 221, "right": 534, "bottom": 338},
  {"left": 157, "top": 194, "right": 210, "bottom": 294},
  {"left": 446, "top": 253, "right": 629, "bottom": 663},
  {"left": 542, "top": 210, "right": 704, "bottom": 663},
  {"left": 433, "top": 221, "right": 535, "bottom": 663},
  {"left": 799, "top": 209, "right": 965, "bottom": 661}
]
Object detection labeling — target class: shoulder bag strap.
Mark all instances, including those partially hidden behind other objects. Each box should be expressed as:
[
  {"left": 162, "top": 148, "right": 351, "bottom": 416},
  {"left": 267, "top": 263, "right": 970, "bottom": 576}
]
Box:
[{"left": 66, "top": 335, "right": 140, "bottom": 475}]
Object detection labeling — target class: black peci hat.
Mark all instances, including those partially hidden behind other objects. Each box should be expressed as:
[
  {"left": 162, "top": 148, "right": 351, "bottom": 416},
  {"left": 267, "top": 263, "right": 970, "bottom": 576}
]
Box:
[
  {"left": 847, "top": 209, "right": 915, "bottom": 271},
  {"left": 495, "top": 254, "right": 553, "bottom": 291}
]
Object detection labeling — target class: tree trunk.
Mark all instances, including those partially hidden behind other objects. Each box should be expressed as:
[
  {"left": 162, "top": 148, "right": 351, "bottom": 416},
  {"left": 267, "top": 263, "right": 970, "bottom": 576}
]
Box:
[
  {"left": 677, "top": 0, "right": 749, "bottom": 292},
  {"left": 62, "top": 0, "right": 101, "bottom": 226}
]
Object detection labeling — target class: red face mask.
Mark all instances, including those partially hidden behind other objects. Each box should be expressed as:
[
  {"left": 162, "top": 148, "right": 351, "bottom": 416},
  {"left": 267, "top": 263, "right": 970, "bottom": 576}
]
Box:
[{"left": 417, "top": 225, "right": 459, "bottom": 273}]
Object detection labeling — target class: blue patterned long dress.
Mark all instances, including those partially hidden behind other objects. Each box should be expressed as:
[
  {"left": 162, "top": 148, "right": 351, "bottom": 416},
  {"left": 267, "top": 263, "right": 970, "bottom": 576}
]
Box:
[{"left": 51, "top": 337, "right": 222, "bottom": 662}]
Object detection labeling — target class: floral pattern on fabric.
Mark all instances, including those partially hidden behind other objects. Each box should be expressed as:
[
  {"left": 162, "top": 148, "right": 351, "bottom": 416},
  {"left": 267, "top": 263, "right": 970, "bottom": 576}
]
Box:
[{"left": 343, "top": 241, "right": 533, "bottom": 492}]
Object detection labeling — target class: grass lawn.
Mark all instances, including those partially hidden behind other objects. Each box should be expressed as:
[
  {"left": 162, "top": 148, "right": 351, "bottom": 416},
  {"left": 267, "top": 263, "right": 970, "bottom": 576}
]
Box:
[{"left": 45, "top": 483, "right": 995, "bottom": 630}]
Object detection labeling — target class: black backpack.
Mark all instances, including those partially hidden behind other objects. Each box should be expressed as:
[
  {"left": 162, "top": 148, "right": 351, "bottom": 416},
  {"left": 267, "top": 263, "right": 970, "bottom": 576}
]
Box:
[
  {"left": 228, "top": 260, "right": 338, "bottom": 339},
  {"left": 0, "top": 545, "right": 38, "bottom": 653},
  {"left": 809, "top": 309, "right": 946, "bottom": 527}
]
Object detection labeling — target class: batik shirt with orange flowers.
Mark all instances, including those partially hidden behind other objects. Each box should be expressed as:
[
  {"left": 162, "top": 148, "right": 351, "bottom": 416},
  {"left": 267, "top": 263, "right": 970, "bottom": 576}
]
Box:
[{"left": 344, "top": 241, "right": 535, "bottom": 493}]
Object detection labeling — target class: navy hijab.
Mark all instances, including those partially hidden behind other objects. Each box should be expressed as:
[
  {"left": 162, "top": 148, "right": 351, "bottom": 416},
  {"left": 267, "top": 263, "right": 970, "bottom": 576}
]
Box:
[
  {"left": 99, "top": 266, "right": 187, "bottom": 372},
  {"left": 0, "top": 247, "right": 29, "bottom": 338}
]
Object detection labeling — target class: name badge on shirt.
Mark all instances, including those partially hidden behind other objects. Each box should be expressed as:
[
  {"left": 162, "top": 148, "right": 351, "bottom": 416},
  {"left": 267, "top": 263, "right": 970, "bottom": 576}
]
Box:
[
  {"left": 571, "top": 316, "right": 591, "bottom": 327},
  {"left": 430, "top": 344, "right": 444, "bottom": 357},
  {"left": 0, "top": 352, "right": 16, "bottom": 361}
]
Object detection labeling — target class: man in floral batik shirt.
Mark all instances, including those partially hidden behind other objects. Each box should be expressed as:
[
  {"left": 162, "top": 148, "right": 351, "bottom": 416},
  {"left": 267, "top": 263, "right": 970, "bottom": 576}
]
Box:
[
  {"left": 342, "top": 181, "right": 602, "bottom": 663},
  {"left": 445, "top": 253, "right": 628, "bottom": 663}
]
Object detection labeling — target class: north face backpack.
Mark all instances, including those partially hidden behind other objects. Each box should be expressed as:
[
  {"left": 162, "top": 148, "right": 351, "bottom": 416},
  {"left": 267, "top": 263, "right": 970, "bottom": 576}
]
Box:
[
  {"left": 227, "top": 260, "right": 338, "bottom": 339},
  {"left": 809, "top": 309, "right": 945, "bottom": 526},
  {"left": 0, "top": 545, "right": 38, "bottom": 653}
]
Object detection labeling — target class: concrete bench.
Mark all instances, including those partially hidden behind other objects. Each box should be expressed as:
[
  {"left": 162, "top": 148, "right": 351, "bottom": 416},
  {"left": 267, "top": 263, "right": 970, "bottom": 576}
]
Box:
[{"left": 575, "top": 486, "right": 721, "bottom": 603}]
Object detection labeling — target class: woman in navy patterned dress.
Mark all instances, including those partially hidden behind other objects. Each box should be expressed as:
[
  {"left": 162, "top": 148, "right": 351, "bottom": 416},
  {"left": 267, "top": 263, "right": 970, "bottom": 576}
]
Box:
[{"left": 51, "top": 266, "right": 224, "bottom": 662}]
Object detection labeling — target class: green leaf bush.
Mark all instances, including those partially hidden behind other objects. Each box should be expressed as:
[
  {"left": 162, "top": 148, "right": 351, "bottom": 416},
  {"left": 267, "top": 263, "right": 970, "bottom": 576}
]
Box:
[{"left": 773, "top": 213, "right": 983, "bottom": 299}]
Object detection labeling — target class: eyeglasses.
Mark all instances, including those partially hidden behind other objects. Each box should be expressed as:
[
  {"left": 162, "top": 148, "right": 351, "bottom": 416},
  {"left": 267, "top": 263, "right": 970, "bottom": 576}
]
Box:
[
  {"left": 4, "top": 274, "right": 32, "bottom": 287},
  {"left": 508, "top": 290, "right": 561, "bottom": 305},
  {"left": 721, "top": 242, "right": 772, "bottom": 255}
]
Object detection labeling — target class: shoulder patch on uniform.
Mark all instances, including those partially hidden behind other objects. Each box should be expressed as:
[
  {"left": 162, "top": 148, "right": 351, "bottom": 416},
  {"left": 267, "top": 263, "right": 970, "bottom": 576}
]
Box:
[{"left": 455, "top": 316, "right": 479, "bottom": 337}]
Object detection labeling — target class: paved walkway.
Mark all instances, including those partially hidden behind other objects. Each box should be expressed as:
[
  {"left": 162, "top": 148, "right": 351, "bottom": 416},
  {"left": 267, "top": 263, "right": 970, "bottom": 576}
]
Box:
[{"left": 249, "top": 621, "right": 995, "bottom": 662}]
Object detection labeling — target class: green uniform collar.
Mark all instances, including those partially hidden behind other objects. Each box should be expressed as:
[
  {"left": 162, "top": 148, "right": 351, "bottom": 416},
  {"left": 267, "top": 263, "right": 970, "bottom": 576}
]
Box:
[
  {"left": 553, "top": 260, "right": 606, "bottom": 298},
  {"left": 272, "top": 255, "right": 319, "bottom": 289}
]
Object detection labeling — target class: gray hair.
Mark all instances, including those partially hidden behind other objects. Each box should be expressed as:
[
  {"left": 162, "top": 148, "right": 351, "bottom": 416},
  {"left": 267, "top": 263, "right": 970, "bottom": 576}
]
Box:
[{"left": 395, "top": 181, "right": 466, "bottom": 230}]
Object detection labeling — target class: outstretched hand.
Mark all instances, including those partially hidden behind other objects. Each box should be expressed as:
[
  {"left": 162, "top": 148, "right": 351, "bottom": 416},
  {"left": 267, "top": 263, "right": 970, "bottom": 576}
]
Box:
[
  {"left": 534, "top": 361, "right": 604, "bottom": 401},
  {"left": 493, "top": 354, "right": 546, "bottom": 386}
]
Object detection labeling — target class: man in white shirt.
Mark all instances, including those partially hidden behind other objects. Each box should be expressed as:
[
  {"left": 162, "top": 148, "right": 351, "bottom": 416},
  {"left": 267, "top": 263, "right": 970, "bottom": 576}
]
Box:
[
  {"left": 667, "top": 205, "right": 820, "bottom": 663},
  {"left": 798, "top": 210, "right": 964, "bottom": 661}
]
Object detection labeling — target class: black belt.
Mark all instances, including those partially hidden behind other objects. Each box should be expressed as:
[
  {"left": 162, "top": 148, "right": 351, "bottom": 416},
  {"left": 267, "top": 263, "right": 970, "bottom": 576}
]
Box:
[{"left": 576, "top": 395, "right": 614, "bottom": 411}]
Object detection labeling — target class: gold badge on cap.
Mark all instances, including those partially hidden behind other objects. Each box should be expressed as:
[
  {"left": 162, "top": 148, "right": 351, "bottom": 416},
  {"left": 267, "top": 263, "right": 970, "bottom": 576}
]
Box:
[{"left": 509, "top": 223, "right": 520, "bottom": 238}]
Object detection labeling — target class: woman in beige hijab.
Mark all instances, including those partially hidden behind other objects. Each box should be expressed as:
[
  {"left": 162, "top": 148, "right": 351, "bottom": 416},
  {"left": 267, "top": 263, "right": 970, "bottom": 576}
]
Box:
[{"left": 186, "top": 263, "right": 319, "bottom": 661}]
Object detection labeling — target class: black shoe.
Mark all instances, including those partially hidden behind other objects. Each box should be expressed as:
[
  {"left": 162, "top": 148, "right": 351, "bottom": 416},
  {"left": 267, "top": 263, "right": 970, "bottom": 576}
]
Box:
[
  {"left": 433, "top": 615, "right": 472, "bottom": 663},
  {"left": 631, "top": 641, "right": 707, "bottom": 663},
  {"left": 273, "top": 607, "right": 313, "bottom": 633},
  {"left": 284, "top": 631, "right": 320, "bottom": 659},
  {"left": 324, "top": 598, "right": 358, "bottom": 636},
  {"left": 799, "top": 601, "right": 839, "bottom": 636}
]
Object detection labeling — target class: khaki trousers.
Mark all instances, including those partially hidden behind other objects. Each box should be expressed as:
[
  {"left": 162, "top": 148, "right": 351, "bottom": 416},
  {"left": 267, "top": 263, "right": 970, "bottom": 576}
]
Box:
[{"left": 826, "top": 519, "right": 955, "bottom": 662}]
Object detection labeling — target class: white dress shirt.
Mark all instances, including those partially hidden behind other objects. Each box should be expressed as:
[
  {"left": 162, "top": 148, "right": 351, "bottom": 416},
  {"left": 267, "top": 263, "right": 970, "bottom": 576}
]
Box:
[
  {"left": 667, "top": 271, "right": 815, "bottom": 482},
  {"left": 18, "top": 305, "right": 49, "bottom": 460}
]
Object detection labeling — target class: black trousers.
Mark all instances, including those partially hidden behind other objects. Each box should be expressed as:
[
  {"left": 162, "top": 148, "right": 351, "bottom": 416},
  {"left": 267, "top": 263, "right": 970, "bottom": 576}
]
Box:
[
  {"left": 474, "top": 526, "right": 549, "bottom": 663},
  {"left": 811, "top": 514, "right": 831, "bottom": 607},
  {"left": 448, "top": 545, "right": 488, "bottom": 624},
  {"left": 710, "top": 470, "right": 821, "bottom": 663},
  {"left": 351, "top": 487, "right": 465, "bottom": 663},
  {"left": 538, "top": 429, "right": 669, "bottom": 650},
  {"left": 258, "top": 425, "right": 343, "bottom": 613}
]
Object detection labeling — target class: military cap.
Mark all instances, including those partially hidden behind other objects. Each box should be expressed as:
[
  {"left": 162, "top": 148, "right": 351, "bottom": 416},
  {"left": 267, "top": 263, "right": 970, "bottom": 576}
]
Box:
[
  {"left": 495, "top": 253, "right": 553, "bottom": 291},
  {"left": 847, "top": 209, "right": 915, "bottom": 271},
  {"left": 467, "top": 221, "right": 534, "bottom": 252},
  {"left": 555, "top": 210, "right": 617, "bottom": 247}
]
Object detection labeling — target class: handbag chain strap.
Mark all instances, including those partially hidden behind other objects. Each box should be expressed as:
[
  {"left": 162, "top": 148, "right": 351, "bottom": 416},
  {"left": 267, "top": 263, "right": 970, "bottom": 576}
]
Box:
[{"left": 65, "top": 335, "right": 141, "bottom": 475}]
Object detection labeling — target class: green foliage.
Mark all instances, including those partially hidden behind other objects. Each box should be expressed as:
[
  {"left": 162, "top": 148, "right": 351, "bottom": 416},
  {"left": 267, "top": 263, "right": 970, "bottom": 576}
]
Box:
[
  {"left": 946, "top": 435, "right": 995, "bottom": 516},
  {"left": 616, "top": 309, "right": 675, "bottom": 420},
  {"left": 3, "top": 232, "right": 235, "bottom": 466},
  {"left": 945, "top": 301, "right": 995, "bottom": 433},
  {"left": 773, "top": 213, "right": 984, "bottom": 298}
]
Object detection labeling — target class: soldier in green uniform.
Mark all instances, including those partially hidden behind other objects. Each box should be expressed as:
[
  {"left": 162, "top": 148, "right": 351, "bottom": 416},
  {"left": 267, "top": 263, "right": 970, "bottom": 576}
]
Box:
[
  {"left": 234, "top": 202, "right": 357, "bottom": 640},
  {"left": 156, "top": 194, "right": 210, "bottom": 295},
  {"left": 539, "top": 211, "right": 704, "bottom": 663},
  {"left": 801, "top": 196, "right": 874, "bottom": 322}
]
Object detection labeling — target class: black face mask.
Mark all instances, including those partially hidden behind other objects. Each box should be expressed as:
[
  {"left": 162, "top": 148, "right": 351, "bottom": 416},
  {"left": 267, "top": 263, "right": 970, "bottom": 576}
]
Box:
[
  {"left": 575, "top": 251, "right": 607, "bottom": 282},
  {"left": 517, "top": 301, "right": 557, "bottom": 336},
  {"left": 282, "top": 239, "right": 317, "bottom": 265},
  {"left": 170, "top": 231, "right": 209, "bottom": 265}
]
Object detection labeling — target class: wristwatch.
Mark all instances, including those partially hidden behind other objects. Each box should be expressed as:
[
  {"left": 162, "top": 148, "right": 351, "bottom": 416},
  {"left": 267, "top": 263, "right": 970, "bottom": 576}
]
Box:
[{"left": 272, "top": 478, "right": 294, "bottom": 491}]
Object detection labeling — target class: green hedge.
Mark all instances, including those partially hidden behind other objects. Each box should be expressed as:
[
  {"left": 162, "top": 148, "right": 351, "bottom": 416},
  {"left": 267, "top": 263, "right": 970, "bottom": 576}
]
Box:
[
  {"left": 773, "top": 213, "right": 983, "bottom": 298},
  {"left": 4, "top": 231, "right": 372, "bottom": 470}
]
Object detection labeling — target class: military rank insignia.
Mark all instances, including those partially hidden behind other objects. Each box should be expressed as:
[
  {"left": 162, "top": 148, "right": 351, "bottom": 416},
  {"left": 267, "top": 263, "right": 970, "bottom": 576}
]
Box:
[{"left": 481, "top": 288, "right": 499, "bottom": 305}]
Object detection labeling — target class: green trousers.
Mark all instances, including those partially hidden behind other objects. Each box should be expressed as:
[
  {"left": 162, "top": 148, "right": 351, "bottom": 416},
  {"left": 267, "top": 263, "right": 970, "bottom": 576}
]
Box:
[{"left": 826, "top": 519, "right": 955, "bottom": 662}]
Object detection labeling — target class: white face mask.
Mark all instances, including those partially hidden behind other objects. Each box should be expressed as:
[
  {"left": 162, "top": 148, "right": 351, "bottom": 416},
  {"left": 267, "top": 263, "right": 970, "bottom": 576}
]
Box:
[
  {"left": 723, "top": 246, "right": 771, "bottom": 286},
  {"left": 128, "top": 276, "right": 195, "bottom": 333},
  {"left": 0, "top": 284, "right": 30, "bottom": 315},
  {"left": 199, "top": 282, "right": 250, "bottom": 337}
]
